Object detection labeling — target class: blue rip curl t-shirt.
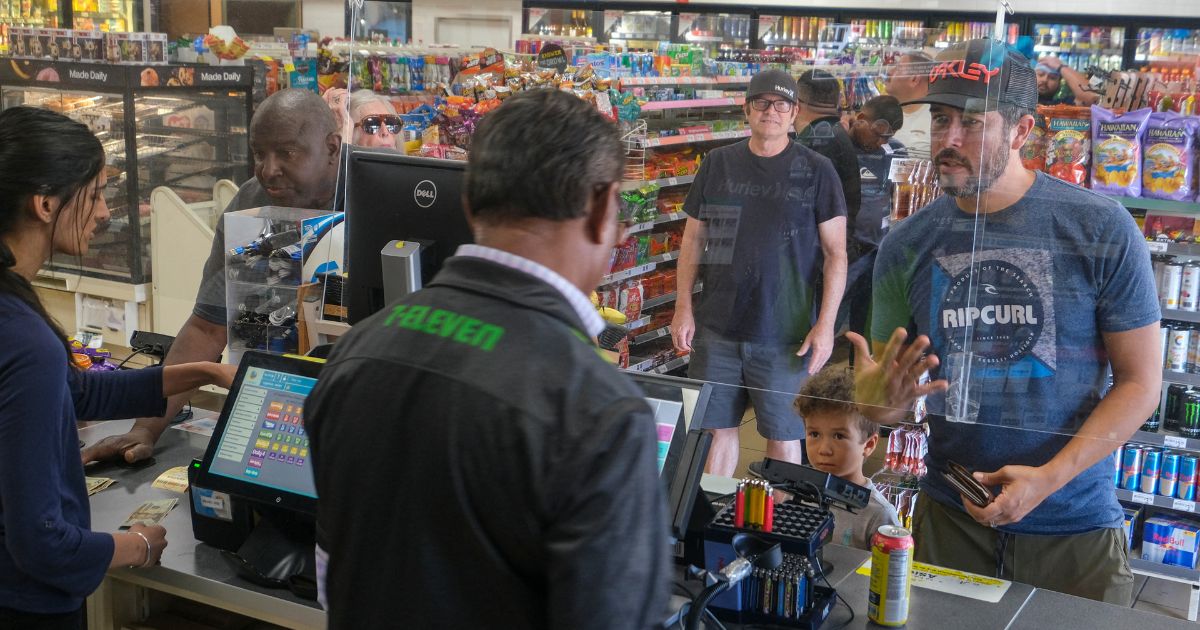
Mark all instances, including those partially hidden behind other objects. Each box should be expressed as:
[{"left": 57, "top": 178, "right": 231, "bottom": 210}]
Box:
[{"left": 871, "top": 172, "right": 1160, "bottom": 535}]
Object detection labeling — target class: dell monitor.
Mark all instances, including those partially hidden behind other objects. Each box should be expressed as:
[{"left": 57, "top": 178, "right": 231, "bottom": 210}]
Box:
[{"left": 344, "top": 149, "right": 474, "bottom": 323}]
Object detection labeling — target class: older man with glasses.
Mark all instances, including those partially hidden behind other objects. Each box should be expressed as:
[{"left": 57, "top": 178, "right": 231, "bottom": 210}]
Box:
[
  {"left": 348, "top": 90, "right": 401, "bottom": 149},
  {"left": 672, "top": 69, "right": 847, "bottom": 476}
]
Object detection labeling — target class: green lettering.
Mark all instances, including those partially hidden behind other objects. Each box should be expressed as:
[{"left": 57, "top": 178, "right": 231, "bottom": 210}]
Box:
[
  {"left": 439, "top": 311, "right": 467, "bottom": 337},
  {"left": 454, "top": 318, "right": 481, "bottom": 344},
  {"left": 423, "top": 309, "right": 447, "bottom": 334},
  {"left": 400, "top": 305, "right": 429, "bottom": 329},
  {"left": 383, "top": 304, "right": 408, "bottom": 327},
  {"left": 474, "top": 324, "right": 505, "bottom": 351}
]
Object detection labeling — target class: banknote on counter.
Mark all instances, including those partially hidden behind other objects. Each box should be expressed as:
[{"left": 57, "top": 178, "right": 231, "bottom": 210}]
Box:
[
  {"left": 120, "top": 498, "right": 178, "bottom": 529},
  {"left": 85, "top": 477, "right": 114, "bottom": 496},
  {"left": 152, "top": 466, "right": 190, "bottom": 493}
]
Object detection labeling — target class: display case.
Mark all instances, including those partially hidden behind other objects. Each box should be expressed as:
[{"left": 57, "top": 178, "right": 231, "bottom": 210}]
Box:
[
  {"left": 0, "top": 0, "right": 66, "bottom": 54},
  {"left": 0, "top": 59, "right": 253, "bottom": 284},
  {"left": 224, "top": 206, "right": 340, "bottom": 361},
  {"left": 348, "top": 0, "right": 412, "bottom": 44},
  {"left": 525, "top": 7, "right": 594, "bottom": 39},
  {"left": 601, "top": 9, "right": 668, "bottom": 49},
  {"left": 1031, "top": 22, "right": 1126, "bottom": 71},
  {"left": 1135, "top": 27, "right": 1200, "bottom": 63},
  {"left": 676, "top": 11, "right": 748, "bottom": 52},
  {"left": 72, "top": 0, "right": 135, "bottom": 32}
]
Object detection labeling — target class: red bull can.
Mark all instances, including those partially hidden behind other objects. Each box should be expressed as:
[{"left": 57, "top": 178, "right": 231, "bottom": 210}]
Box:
[
  {"left": 1122, "top": 445, "right": 1144, "bottom": 491},
  {"left": 1180, "top": 456, "right": 1199, "bottom": 501},
  {"left": 1162, "top": 452, "right": 1181, "bottom": 497},
  {"left": 1142, "top": 448, "right": 1163, "bottom": 494}
]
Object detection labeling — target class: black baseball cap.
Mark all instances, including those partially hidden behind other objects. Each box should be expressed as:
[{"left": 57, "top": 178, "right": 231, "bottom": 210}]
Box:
[
  {"left": 903, "top": 39, "right": 1037, "bottom": 112},
  {"left": 747, "top": 69, "right": 798, "bottom": 103}
]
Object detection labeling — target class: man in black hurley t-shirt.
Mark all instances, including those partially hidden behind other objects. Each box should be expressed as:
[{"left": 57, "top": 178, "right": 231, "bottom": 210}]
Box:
[{"left": 672, "top": 69, "right": 848, "bottom": 476}]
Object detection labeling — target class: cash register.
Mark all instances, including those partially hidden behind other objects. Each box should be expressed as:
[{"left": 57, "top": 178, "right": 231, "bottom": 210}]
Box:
[{"left": 189, "top": 351, "right": 323, "bottom": 597}]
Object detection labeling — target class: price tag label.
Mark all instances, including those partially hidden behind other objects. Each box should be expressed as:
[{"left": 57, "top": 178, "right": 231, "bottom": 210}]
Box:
[
  {"left": 1175, "top": 498, "right": 1197, "bottom": 512},
  {"left": 1132, "top": 492, "right": 1155, "bottom": 505},
  {"left": 667, "top": 177, "right": 678, "bottom": 186},
  {"left": 1166, "top": 435, "right": 1188, "bottom": 449},
  {"left": 1148, "top": 241, "right": 1169, "bottom": 253}
]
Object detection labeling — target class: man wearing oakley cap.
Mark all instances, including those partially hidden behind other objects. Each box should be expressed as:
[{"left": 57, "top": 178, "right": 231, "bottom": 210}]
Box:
[
  {"left": 850, "top": 39, "right": 1160, "bottom": 603},
  {"left": 672, "top": 69, "right": 847, "bottom": 475}
]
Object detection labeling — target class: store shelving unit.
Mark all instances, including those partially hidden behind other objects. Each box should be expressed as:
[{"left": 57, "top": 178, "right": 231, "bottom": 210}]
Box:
[{"left": 639, "top": 96, "right": 744, "bottom": 111}]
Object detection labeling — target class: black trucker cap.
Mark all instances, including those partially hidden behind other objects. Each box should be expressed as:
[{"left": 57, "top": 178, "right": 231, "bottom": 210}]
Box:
[
  {"left": 904, "top": 39, "right": 1038, "bottom": 112},
  {"left": 747, "top": 69, "right": 798, "bottom": 103}
]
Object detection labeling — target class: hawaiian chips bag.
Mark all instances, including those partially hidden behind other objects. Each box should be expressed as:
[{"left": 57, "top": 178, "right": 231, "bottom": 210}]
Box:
[
  {"left": 1143, "top": 112, "right": 1200, "bottom": 201},
  {"left": 1020, "top": 112, "right": 1047, "bottom": 172},
  {"left": 1091, "top": 106, "right": 1152, "bottom": 196},
  {"left": 1042, "top": 105, "right": 1092, "bottom": 187}
]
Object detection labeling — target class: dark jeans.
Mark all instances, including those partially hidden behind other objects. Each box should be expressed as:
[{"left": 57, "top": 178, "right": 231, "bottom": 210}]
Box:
[
  {"left": 0, "top": 606, "right": 83, "bottom": 630},
  {"left": 836, "top": 248, "right": 877, "bottom": 340}
]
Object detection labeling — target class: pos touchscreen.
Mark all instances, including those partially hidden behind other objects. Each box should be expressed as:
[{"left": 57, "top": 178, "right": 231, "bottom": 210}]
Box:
[{"left": 196, "top": 351, "right": 324, "bottom": 514}]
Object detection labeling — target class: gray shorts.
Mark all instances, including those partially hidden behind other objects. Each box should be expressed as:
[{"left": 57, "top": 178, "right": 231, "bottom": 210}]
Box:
[{"left": 688, "top": 328, "right": 809, "bottom": 441}]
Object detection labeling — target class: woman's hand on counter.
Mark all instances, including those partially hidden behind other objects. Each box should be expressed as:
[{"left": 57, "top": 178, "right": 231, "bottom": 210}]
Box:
[
  {"left": 110, "top": 524, "right": 167, "bottom": 569},
  {"left": 81, "top": 425, "right": 158, "bottom": 465}
]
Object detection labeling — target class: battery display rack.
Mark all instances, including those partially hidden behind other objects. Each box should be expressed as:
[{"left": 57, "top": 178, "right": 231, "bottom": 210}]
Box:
[{"left": 703, "top": 501, "right": 837, "bottom": 628}]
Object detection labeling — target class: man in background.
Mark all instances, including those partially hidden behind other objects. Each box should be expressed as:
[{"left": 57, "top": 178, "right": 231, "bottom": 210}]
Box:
[
  {"left": 1037, "top": 56, "right": 1101, "bottom": 106},
  {"left": 885, "top": 50, "right": 934, "bottom": 159},
  {"left": 673, "top": 69, "right": 847, "bottom": 476},
  {"left": 794, "top": 69, "right": 862, "bottom": 264}
]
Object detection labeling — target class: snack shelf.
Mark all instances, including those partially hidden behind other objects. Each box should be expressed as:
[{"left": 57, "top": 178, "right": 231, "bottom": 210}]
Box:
[
  {"left": 637, "top": 129, "right": 751, "bottom": 148},
  {"left": 655, "top": 211, "right": 688, "bottom": 225},
  {"left": 642, "top": 284, "right": 702, "bottom": 310},
  {"left": 1117, "top": 488, "right": 1200, "bottom": 515},
  {"left": 619, "top": 76, "right": 752, "bottom": 87},
  {"left": 1164, "top": 308, "right": 1200, "bottom": 324},
  {"left": 625, "top": 315, "right": 652, "bottom": 330},
  {"left": 649, "top": 250, "right": 680, "bottom": 264},
  {"left": 1128, "top": 557, "right": 1200, "bottom": 584},
  {"left": 654, "top": 354, "right": 690, "bottom": 374},
  {"left": 620, "top": 175, "right": 696, "bottom": 191},
  {"left": 1130, "top": 430, "right": 1200, "bottom": 454},
  {"left": 626, "top": 221, "right": 656, "bottom": 236},
  {"left": 1148, "top": 241, "right": 1200, "bottom": 256},
  {"left": 1113, "top": 195, "right": 1200, "bottom": 215},
  {"left": 633, "top": 325, "right": 671, "bottom": 345},
  {"left": 640, "top": 97, "right": 745, "bottom": 112},
  {"left": 1164, "top": 370, "right": 1200, "bottom": 388},
  {"left": 601, "top": 262, "right": 656, "bottom": 286}
]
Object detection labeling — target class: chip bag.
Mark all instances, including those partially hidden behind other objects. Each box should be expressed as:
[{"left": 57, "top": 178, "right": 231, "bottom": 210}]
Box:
[
  {"left": 1143, "top": 112, "right": 1200, "bottom": 201},
  {"left": 1091, "top": 106, "right": 1151, "bottom": 196},
  {"left": 1020, "top": 113, "right": 1047, "bottom": 172},
  {"left": 1041, "top": 105, "right": 1092, "bottom": 187}
]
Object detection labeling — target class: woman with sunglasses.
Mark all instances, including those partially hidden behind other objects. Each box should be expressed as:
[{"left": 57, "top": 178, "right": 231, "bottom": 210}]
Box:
[
  {"left": 349, "top": 90, "right": 401, "bottom": 150},
  {"left": 0, "top": 107, "right": 235, "bottom": 629}
]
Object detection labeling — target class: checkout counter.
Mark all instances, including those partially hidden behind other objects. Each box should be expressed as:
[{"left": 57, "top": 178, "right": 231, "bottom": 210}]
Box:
[{"left": 82, "top": 413, "right": 1199, "bottom": 630}]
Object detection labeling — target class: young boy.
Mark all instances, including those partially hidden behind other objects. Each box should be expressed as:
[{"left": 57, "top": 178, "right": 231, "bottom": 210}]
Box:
[{"left": 794, "top": 366, "right": 900, "bottom": 550}]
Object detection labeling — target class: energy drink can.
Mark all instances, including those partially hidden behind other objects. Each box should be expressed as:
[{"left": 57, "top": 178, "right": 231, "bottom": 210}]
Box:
[
  {"left": 1164, "top": 323, "right": 1172, "bottom": 369},
  {"left": 1115, "top": 451, "right": 1122, "bottom": 486},
  {"left": 1162, "top": 452, "right": 1181, "bottom": 497},
  {"left": 1164, "top": 261, "right": 1184, "bottom": 310},
  {"left": 1122, "top": 445, "right": 1144, "bottom": 491},
  {"left": 1168, "top": 384, "right": 1189, "bottom": 431},
  {"left": 1184, "top": 262, "right": 1200, "bottom": 311},
  {"left": 1169, "top": 327, "right": 1191, "bottom": 373},
  {"left": 1142, "top": 406, "right": 1161, "bottom": 433},
  {"left": 1180, "top": 456, "right": 1199, "bottom": 501},
  {"left": 868, "top": 525, "right": 913, "bottom": 627},
  {"left": 1142, "top": 448, "right": 1162, "bottom": 494},
  {"left": 1183, "top": 390, "right": 1200, "bottom": 439}
]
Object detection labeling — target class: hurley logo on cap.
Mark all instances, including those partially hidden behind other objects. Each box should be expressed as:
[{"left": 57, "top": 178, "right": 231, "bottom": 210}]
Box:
[
  {"left": 775, "top": 85, "right": 795, "bottom": 99},
  {"left": 929, "top": 60, "right": 1002, "bottom": 84}
]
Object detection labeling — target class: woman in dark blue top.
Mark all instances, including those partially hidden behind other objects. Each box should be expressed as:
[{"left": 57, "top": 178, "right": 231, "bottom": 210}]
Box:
[{"left": 0, "top": 107, "right": 235, "bottom": 629}]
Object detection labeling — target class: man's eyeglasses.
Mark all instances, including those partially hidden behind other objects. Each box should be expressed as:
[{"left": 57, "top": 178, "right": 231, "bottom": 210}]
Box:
[
  {"left": 748, "top": 98, "right": 795, "bottom": 113},
  {"left": 355, "top": 114, "right": 402, "bottom": 135}
]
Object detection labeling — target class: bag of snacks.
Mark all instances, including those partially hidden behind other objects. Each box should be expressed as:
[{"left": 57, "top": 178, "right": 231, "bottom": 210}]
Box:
[
  {"left": 1020, "top": 113, "right": 1047, "bottom": 172},
  {"left": 1042, "top": 105, "right": 1092, "bottom": 187},
  {"left": 1143, "top": 112, "right": 1200, "bottom": 201},
  {"left": 1091, "top": 106, "right": 1151, "bottom": 196}
]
